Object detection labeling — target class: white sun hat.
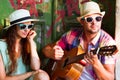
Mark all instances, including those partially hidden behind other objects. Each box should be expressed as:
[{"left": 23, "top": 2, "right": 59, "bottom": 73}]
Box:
[
  {"left": 5, "top": 9, "right": 39, "bottom": 29},
  {"left": 77, "top": 1, "right": 105, "bottom": 22}
]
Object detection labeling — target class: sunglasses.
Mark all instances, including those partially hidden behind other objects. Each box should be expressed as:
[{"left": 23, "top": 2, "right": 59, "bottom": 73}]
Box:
[
  {"left": 17, "top": 23, "right": 34, "bottom": 30},
  {"left": 82, "top": 16, "right": 102, "bottom": 23}
]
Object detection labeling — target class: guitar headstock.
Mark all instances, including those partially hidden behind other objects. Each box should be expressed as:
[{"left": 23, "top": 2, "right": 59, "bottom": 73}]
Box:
[{"left": 90, "top": 45, "right": 117, "bottom": 56}]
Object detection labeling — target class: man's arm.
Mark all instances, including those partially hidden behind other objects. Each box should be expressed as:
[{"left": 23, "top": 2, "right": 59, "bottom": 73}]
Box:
[
  {"left": 42, "top": 43, "right": 64, "bottom": 60},
  {"left": 42, "top": 43, "right": 56, "bottom": 59},
  {"left": 93, "top": 60, "right": 115, "bottom": 80},
  {"left": 84, "top": 53, "right": 115, "bottom": 80}
]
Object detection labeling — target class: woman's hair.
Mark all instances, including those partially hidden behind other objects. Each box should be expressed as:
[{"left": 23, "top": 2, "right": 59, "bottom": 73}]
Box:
[{"left": 5, "top": 25, "right": 30, "bottom": 75}]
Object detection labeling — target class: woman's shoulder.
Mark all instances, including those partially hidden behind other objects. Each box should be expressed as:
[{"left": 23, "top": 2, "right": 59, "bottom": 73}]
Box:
[
  {"left": 0, "top": 39, "right": 6, "bottom": 43},
  {"left": 0, "top": 39, "right": 7, "bottom": 48}
]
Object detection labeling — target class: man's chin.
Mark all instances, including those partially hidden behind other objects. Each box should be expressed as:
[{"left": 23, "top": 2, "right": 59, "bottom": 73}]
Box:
[{"left": 89, "top": 29, "right": 99, "bottom": 34}]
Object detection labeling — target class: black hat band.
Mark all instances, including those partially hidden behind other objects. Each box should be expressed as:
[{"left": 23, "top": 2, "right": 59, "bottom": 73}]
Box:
[{"left": 10, "top": 16, "right": 32, "bottom": 25}]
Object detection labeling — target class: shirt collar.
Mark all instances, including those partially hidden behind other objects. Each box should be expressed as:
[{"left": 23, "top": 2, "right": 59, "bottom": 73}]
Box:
[
  {"left": 79, "top": 30, "right": 101, "bottom": 46},
  {"left": 91, "top": 30, "right": 101, "bottom": 45}
]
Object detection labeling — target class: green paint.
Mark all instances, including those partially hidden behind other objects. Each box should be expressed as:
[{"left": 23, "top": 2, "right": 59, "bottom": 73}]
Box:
[{"left": 0, "top": 0, "right": 14, "bottom": 26}]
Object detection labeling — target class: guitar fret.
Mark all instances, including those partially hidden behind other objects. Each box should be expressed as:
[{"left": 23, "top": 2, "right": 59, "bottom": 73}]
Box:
[{"left": 96, "top": 47, "right": 100, "bottom": 55}]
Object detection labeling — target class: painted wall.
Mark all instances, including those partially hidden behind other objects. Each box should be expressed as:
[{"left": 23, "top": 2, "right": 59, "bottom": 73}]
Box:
[{"left": 0, "top": 0, "right": 116, "bottom": 67}]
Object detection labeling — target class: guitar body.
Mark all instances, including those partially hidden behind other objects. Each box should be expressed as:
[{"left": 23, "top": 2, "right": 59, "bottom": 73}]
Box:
[
  {"left": 51, "top": 62, "right": 83, "bottom": 80},
  {"left": 43, "top": 45, "right": 117, "bottom": 80},
  {"left": 45, "top": 46, "right": 85, "bottom": 80}
]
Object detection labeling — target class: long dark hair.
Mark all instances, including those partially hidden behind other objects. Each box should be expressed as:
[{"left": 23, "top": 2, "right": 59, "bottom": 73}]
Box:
[{"left": 4, "top": 25, "right": 30, "bottom": 75}]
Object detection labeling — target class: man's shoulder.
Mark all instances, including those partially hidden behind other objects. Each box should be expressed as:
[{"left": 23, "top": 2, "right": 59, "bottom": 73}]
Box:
[
  {"left": 70, "top": 27, "right": 83, "bottom": 32},
  {"left": 68, "top": 27, "right": 83, "bottom": 36},
  {"left": 99, "top": 29, "right": 116, "bottom": 46},
  {"left": 100, "top": 30, "right": 113, "bottom": 39}
]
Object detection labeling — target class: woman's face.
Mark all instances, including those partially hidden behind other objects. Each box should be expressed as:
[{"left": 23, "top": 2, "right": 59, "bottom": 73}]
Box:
[{"left": 16, "top": 21, "right": 34, "bottom": 38}]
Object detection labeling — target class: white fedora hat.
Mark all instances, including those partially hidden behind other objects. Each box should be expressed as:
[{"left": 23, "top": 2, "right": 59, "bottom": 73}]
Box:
[
  {"left": 77, "top": 1, "right": 105, "bottom": 22},
  {"left": 5, "top": 9, "right": 39, "bottom": 29}
]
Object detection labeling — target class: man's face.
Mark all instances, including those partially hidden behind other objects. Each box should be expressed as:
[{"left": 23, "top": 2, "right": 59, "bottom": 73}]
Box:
[{"left": 81, "top": 14, "right": 103, "bottom": 34}]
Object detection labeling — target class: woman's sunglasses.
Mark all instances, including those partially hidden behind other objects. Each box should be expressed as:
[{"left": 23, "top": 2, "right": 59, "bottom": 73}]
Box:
[
  {"left": 82, "top": 16, "right": 102, "bottom": 23},
  {"left": 17, "top": 23, "right": 34, "bottom": 30}
]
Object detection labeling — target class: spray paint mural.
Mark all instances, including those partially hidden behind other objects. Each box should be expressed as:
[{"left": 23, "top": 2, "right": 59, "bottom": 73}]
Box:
[
  {"left": 0, "top": 0, "right": 115, "bottom": 64},
  {"left": 9, "top": 0, "right": 42, "bottom": 16}
]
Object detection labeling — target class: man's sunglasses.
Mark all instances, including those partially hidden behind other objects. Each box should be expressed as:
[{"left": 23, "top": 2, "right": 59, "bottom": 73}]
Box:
[
  {"left": 82, "top": 16, "right": 102, "bottom": 23},
  {"left": 17, "top": 23, "right": 34, "bottom": 30}
]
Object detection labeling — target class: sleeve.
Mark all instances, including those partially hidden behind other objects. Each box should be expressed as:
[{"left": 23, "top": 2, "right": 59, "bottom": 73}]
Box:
[
  {"left": 99, "top": 30, "right": 118, "bottom": 64},
  {"left": 56, "top": 28, "right": 83, "bottom": 50},
  {"left": 56, "top": 31, "right": 72, "bottom": 50},
  {"left": 99, "top": 30, "right": 116, "bottom": 47}
]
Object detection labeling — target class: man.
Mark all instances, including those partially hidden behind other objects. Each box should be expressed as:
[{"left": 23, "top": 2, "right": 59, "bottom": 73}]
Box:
[{"left": 42, "top": 1, "right": 118, "bottom": 80}]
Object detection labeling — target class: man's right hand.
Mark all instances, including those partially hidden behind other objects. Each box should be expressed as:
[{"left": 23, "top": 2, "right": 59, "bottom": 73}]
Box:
[{"left": 52, "top": 45, "right": 64, "bottom": 60}]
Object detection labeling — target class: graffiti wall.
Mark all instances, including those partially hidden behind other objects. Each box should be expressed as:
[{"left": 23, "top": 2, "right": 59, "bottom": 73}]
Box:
[
  {"left": 0, "top": 0, "right": 52, "bottom": 48},
  {"left": 49, "top": 0, "right": 115, "bottom": 41},
  {"left": 0, "top": 0, "right": 116, "bottom": 65}
]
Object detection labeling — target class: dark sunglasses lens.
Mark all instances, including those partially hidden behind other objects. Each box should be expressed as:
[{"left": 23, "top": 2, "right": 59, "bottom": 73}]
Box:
[
  {"left": 86, "top": 17, "right": 93, "bottom": 22},
  {"left": 18, "top": 24, "right": 26, "bottom": 30},
  {"left": 96, "top": 17, "right": 102, "bottom": 21},
  {"left": 28, "top": 24, "right": 33, "bottom": 29}
]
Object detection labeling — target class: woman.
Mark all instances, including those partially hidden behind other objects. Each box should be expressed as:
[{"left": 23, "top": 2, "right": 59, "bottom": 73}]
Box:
[{"left": 0, "top": 9, "right": 50, "bottom": 80}]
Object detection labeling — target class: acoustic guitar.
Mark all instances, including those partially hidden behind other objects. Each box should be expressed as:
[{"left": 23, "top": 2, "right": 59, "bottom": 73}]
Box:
[{"left": 44, "top": 45, "right": 117, "bottom": 80}]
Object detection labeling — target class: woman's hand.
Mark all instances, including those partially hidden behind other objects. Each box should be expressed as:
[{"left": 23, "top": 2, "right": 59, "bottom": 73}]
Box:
[{"left": 27, "top": 30, "right": 36, "bottom": 41}]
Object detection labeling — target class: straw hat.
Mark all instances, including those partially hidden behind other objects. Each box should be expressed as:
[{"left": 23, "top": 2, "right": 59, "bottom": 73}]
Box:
[
  {"left": 77, "top": 1, "right": 105, "bottom": 22},
  {"left": 5, "top": 9, "right": 39, "bottom": 29}
]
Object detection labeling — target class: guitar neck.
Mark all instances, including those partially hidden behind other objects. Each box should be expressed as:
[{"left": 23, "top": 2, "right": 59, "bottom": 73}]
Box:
[
  {"left": 63, "top": 53, "right": 85, "bottom": 67},
  {"left": 63, "top": 45, "right": 117, "bottom": 67}
]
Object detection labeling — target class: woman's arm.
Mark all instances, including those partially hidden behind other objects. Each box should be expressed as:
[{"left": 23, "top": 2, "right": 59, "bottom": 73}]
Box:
[
  {"left": 29, "top": 40, "right": 40, "bottom": 70},
  {"left": 0, "top": 54, "right": 38, "bottom": 80},
  {"left": 27, "top": 30, "right": 40, "bottom": 70}
]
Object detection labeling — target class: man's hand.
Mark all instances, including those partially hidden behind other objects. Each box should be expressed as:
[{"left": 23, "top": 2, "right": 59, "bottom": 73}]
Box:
[
  {"left": 84, "top": 50, "right": 99, "bottom": 65},
  {"left": 52, "top": 45, "right": 64, "bottom": 60}
]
